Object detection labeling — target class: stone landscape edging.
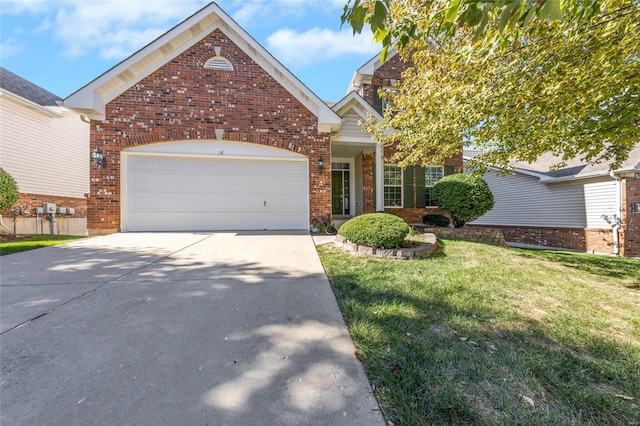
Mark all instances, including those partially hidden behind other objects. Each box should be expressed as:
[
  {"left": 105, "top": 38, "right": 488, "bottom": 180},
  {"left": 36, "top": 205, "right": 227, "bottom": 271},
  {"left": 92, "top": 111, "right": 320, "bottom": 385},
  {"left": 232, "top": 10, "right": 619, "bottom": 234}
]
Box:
[{"left": 334, "top": 234, "right": 439, "bottom": 259}]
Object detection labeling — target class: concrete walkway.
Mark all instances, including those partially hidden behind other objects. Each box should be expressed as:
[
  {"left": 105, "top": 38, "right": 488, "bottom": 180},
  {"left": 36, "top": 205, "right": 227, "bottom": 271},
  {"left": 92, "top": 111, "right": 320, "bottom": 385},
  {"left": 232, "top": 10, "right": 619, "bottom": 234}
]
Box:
[{"left": 1, "top": 232, "right": 384, "bottom": 426}]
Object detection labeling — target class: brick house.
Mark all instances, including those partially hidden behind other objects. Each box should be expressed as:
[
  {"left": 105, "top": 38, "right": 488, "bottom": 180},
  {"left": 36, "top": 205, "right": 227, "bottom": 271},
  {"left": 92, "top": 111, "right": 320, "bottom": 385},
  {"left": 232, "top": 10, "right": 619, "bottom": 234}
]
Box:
[
  {"left": 0, "top": 67, "right": 89, "bottom": 236},
  {"left": 331, "top": 50, "right": 462, "bottom": 227},
  {"left": 64, "top": 2, "right": 461, "bottom": 236},
  {"left": 466, "top": 148, "right": 640, "bottom": 256}
]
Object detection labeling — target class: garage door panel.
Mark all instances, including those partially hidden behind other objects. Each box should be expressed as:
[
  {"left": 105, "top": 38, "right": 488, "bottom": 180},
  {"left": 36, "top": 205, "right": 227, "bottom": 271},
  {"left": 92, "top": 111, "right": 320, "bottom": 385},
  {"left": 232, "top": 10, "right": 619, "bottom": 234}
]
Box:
[{"left": 126, "top": 155, "right": 308, "bottom": 231}]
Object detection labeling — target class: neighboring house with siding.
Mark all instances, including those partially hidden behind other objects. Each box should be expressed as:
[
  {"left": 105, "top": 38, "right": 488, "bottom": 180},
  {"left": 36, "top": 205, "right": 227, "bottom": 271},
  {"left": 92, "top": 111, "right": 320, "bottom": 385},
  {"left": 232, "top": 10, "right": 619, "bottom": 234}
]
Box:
[
  {"left": 0, "top": 67, "right": 89, "bottom": 235},
  {"left": 63, "top": 3, "right": 461, "bottom": 236},
  {"left": 465, "top": 148, "right": 640, "bottom": 257}
]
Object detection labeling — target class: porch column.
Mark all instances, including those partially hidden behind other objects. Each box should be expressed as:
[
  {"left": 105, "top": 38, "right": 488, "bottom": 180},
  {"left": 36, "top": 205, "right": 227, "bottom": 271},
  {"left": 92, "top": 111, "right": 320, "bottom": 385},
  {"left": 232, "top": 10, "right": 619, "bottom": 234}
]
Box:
[{"left": 375, "top": 143, "right": 384, "bottom": 211}]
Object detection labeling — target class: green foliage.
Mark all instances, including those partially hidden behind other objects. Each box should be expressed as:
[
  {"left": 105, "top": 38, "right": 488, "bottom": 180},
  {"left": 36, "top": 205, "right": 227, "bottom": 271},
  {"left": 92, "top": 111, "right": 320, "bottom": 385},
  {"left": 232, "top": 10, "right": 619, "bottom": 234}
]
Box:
[
  {"left": 432, "top": 174, "right": 494, "bottom": 227},
  {"left": 0, "top": 168, "right": 19, "bottom": 212},
  {"left": 0, "top": 235, "right": 85, "bottom": 256},
  {"left": 423, "top": 214, "right": 451, "bottom": 227},
  {"left": 338, "top": 212, "right": 410, "bottom": 249},
  {"left": 343, "top": 0, "right": 639, "bottom": 171}
]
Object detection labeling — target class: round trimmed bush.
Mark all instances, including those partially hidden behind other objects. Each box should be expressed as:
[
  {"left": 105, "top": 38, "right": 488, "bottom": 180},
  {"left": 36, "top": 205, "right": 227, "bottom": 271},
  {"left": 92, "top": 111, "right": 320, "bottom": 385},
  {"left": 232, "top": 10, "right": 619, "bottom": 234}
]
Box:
[
  {"left": 432, "top": 174, "right": 494, "bottom": 228},
  {"left": 0, "top": 167, "right": 18, "bottom": 212},
  {"left": 338, "top": 212, "right": 410, "bottom": 249}
]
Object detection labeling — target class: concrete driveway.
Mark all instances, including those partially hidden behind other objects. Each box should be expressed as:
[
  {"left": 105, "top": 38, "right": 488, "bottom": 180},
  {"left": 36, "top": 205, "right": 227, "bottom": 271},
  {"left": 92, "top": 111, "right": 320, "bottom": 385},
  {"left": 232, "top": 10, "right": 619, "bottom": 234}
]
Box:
[{"left": 0, "top": 232, "right": 384, "bottom": 426}]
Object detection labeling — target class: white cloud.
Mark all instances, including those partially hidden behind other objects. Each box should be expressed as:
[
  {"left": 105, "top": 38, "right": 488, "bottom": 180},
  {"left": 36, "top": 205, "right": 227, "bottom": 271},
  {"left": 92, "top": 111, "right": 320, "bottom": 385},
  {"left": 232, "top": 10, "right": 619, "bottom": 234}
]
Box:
[
  {"left": 49, "top": 0, "right": 209, "bottom": 59},
  {"left": 0, "top": 38, "right": 26, "bottom": 58},
  {"left": 266, "top": 27, "right": 379, "bottom": 68},
  {"left": 34, "top": 18, "right": 51, "bottom": 33},
  {"left": 1, "top": 0, "right": 52, "bottom": 15},
  {"left": 227, "top": 0, "right": 344, "bottom": 26}
]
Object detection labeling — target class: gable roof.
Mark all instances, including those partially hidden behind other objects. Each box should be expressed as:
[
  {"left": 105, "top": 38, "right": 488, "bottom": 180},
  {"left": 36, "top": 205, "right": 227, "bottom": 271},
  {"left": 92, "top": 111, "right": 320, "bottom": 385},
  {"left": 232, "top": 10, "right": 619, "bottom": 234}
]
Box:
[
  {"left": 332, "top": 90, "right": 383, "bottom": 122},
  {"left": 464, "top": 145, "right": 640, "bottom": 181},
  {"left": 0, "top": 67, "right": 61, "bottom": 106},
  {"left": 64, "top": 2, "right": 341, "bottom": 133},
  {"left": 347, "top": 47, "right": 398, "bottom": 94}
]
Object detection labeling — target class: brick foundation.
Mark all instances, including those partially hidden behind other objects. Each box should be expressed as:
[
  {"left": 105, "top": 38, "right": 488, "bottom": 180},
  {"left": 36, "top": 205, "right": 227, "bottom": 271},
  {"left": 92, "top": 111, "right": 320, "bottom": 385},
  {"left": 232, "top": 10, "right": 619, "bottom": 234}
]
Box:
[
  {"left": 430, "top": 227, "right": 505, "bottom": 246},
  {"left": 4, "top": 193, "right": 87, "bottom": 217},
  {"left": 1, "top": 193, "right": 88, "bottom": 236},
  {"left": 468, "top": 224, "right": 618, "bottom": 254}
]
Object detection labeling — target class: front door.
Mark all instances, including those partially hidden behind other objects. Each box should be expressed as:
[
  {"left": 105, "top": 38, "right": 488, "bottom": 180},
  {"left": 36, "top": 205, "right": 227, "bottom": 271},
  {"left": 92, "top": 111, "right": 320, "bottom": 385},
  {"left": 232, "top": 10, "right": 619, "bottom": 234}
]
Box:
[{"left": 331, "top": 163, "right": 350, "bottom": 215}]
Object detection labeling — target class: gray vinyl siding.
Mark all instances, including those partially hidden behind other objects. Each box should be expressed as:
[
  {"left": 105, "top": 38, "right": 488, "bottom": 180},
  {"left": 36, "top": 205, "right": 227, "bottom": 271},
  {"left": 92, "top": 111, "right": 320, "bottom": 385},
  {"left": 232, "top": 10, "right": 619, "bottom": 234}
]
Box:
[
  {"left": 583, "top": 179, "right": 617, "bottom": 228},
  {"left": 355, "top": 153, "right": 364, "bottom": 216},
  {"left": 470, "top": 172, "right": 589, "bottom": 228},
  {"left": 0, "top": 96, "right": 89, "bottom": 198},
  {"left": 339, "top": 111, "right": 371, "bottom": 140}
]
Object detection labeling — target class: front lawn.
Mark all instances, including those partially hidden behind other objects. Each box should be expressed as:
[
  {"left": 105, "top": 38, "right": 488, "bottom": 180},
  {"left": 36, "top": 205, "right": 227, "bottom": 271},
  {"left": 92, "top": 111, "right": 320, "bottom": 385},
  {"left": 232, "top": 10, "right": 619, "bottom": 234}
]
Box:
[
  {"left": 0, "top": 234, "right": 85, "bottom": 255},
  {"left": 318, "top": 240, "right": 640, "bottom": 425}
]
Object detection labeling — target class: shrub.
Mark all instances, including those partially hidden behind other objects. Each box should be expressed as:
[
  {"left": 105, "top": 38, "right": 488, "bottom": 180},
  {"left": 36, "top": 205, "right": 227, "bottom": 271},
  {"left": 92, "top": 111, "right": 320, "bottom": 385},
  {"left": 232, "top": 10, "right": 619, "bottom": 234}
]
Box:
[
  {"left": 423, "top": 214, "right": 451, "bottom": 227},
  {"left": 0, "top": 168, "right": 19, "bottom": 212},
  {"left": 311, "top": 214, "right": 336, "bottom": 233},
  {"left": 432, "top": 174, "right": 494, "bottom": 228},
  {"left": 338, "top": 212, "right": 410, "bottom": 249}
]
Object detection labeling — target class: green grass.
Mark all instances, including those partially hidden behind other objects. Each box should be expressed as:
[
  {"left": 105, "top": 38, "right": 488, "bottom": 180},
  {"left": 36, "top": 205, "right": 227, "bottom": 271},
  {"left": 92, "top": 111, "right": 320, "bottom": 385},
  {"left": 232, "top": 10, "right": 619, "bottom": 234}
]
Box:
[
  {"left": 318, "top": 239, "right": 640, "bottom": 426},
  {"left": 0, "top": 235, "right": 85, "bottom": 255}
]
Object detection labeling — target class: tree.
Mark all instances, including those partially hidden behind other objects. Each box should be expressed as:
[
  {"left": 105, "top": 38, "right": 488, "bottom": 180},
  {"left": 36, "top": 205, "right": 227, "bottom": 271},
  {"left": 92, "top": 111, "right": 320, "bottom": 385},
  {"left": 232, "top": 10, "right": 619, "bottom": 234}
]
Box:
[
  {"left": 432, "top": 174, "right": 494, "bottom": 227},
  {"left": 342, "top": 0, "right": 639, "bottom": 171},
  {"left": 0, "top": 168, "right": 19, "bottom": 212}
]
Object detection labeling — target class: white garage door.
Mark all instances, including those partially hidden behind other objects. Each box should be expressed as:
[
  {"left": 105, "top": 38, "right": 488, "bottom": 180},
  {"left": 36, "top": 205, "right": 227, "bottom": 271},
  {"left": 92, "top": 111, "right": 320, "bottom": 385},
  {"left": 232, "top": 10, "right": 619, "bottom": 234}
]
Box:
[{"left": 124, "top": 155, "right": 308, "bottom": 231}]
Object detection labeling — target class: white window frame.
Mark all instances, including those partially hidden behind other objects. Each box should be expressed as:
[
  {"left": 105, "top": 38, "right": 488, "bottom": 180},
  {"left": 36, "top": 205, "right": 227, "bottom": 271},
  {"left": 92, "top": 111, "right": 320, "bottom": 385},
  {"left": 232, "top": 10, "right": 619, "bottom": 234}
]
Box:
[
  {"left": 381, "top": 87, "right": 399, "bottom": 114},
  {"left": 424, "top": 165, "right": 444, "bottom": 207},
  {"left": 383, "top": 164, "right": 403, "bottom": 208}
]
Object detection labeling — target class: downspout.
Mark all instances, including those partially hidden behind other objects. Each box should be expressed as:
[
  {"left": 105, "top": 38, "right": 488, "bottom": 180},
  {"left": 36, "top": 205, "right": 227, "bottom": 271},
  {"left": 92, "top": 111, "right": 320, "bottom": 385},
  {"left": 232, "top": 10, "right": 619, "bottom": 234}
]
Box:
[{"left": 609, "top": 171, "right": 622, "bottom": 255}]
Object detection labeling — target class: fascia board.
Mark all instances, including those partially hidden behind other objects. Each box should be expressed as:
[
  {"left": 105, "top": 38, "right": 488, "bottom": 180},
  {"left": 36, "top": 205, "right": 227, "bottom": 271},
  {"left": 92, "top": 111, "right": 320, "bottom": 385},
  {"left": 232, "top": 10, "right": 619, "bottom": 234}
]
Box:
[
  {"left": 64, "top": 2, "right": 340, "bottom": 132},
  {"left": 0, "top": 89, "right": 63, "bottom": 117},
  {"left": 332, "top": 91, "right": 383, "bottom": 122}
]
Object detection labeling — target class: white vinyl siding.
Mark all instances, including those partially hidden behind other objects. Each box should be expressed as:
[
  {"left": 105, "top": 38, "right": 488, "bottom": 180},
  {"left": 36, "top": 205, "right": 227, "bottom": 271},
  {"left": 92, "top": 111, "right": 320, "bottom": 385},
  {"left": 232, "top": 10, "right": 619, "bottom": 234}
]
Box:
[
  {"left": 0, "top": 96, "right": 89, "bottom": 198},
  {"left": 339, "top": 110, "right": 373, "bottom": 140},
  {"left": 383, "top": 165, "right": 402, "bottom": 207},
  {"left": 470, "top": 172, "right": 588, "bottom": 227},
  {"left": 584, "top": 180, "right": 617, "bottom": 228}
]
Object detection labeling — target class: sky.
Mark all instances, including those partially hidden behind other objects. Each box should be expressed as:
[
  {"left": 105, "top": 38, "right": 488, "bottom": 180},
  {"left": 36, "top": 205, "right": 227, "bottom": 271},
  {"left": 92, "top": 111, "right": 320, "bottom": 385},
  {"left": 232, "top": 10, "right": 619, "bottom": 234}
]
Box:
[{"left": 0, "top": 0, "right": 381, "bottom": 103}]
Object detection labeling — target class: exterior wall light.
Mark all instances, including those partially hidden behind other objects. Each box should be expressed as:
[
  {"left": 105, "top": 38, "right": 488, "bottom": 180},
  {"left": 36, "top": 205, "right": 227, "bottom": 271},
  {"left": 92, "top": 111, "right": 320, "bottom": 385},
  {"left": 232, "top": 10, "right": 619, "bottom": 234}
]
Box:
[
  {"left": 92, "top": 147, "right": 106, "bottom": 168},
  {"left": 318, "top": 157, "right": 324, "bottom": 174}
]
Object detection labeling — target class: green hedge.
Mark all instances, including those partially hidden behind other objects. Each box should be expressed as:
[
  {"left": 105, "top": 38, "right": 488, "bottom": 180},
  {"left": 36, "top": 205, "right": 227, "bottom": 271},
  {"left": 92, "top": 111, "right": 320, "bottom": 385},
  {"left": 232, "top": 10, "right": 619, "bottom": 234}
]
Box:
[{"left": 339, "top": 213, "right": 410, "bottom": 249}]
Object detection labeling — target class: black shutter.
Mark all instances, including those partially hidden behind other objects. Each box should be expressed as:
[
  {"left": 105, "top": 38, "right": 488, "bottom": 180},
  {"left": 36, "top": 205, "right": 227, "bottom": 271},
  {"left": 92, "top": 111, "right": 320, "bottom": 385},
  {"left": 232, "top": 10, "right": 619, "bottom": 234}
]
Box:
[
  {"left": 444, "top": 165, "right": 455, "bottom": 176},
  {"left": 403, "top": 167, "right": 414, "bottom": 208},
  {"left": 372, "top": 86, "right": 383, "bottom": 115},
  {"left": 416, "top": 166, "right": 426, "bottom": 208}
]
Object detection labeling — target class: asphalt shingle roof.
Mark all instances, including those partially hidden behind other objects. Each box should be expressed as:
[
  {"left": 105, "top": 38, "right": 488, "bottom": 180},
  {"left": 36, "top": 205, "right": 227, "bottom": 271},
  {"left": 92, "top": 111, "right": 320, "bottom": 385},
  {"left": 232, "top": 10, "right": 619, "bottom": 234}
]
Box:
[
  {"left": 464, "top": 145, "right": 640, "bottom": 178},
  {"left": 0, "top": 67, "right": 61, "bottom": 106}
]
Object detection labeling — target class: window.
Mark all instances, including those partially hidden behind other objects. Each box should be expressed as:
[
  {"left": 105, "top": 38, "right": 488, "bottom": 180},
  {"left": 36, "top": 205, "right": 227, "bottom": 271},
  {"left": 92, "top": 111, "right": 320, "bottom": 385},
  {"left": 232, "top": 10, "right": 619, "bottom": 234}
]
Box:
[
  {"left": 372, "top": 86, "right": 399, "bottom": 115},
  {"left": 384, "top": 165, "right": 403, "bottom": 207},
  {"left": 424, "top": 166, "right": 444, "bottom": 206}
]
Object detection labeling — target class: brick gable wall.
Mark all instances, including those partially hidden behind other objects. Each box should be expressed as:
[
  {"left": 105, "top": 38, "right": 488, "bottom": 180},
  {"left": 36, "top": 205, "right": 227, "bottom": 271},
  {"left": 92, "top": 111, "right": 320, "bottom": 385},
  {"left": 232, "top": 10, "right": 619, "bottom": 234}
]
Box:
[{"left": 88, "top": 29, "right": 330, "bottom": 234}]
